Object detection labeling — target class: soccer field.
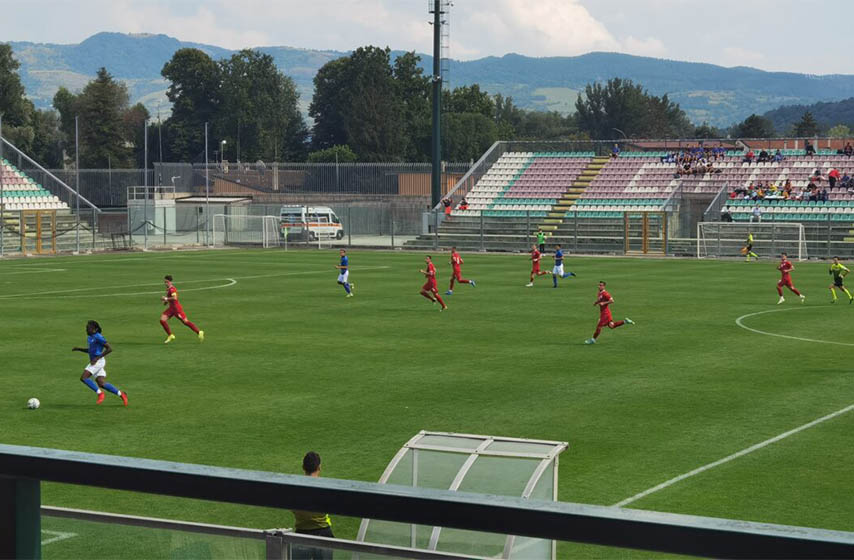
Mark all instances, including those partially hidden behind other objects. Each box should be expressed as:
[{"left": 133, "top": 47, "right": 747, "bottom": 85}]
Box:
[{"left": 3, "top": 248, "right": 854, "bottom": 558}]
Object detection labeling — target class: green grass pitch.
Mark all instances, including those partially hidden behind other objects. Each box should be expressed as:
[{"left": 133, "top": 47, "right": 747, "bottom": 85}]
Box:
[{"left": 3, "top": 249, "right": 853, "bottom": 558}]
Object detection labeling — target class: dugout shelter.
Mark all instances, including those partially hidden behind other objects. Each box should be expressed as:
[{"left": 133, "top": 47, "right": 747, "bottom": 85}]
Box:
[{"left": 357, "top": 431, "right": 568, "bottom": 559}]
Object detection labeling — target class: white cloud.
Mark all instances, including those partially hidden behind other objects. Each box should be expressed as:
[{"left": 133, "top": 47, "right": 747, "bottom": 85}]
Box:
[
  {"left": 620, "top": 36, "right": 667, "bottom": 58},
  {"left": 722, "top": 46, "right": 767, "bottom": 67}
]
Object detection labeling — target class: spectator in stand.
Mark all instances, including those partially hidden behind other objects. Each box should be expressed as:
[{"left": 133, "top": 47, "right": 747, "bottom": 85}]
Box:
[
  {"left": 743, "top": 150, "right": 755, "bottom": 163},
  {"left": 611, "top": 143, "right": 621, "bottom": 158},
  {"left": 845, "top": 142, "right": 853, "bottom": 157},
  {"left": 729, "top": 189, "right": 739, "bottom": 200},
  {"left": 459, "top": 197, "right": 468, "bottom": 211},
  {"left": 811, "top": 169, "right": 823, "bottom": 185},
  {"left": 773, "top": 149, "right": 784, "bottom": 162},
  {"left": 442, "top": 196, "right": 452, "bottom": 217},
  {"left": 821, "top": 188, "right": 829, "bottom": 202},
  {"left": 841, "top": 172, "right": 852, "bottom": 188},
  {"left": 758, "top": 149, "right": 770, "bottom": 163},
  {"left": 751, "top": 205, "right": 762, "bottom": 222},
  {"left": 721, "top": 207, "right": 733, "bottom": 222},
  {"left": 828, "top": 168, "right": 841, "bottom": 188},
  {"left": 805, "top": 141, "right": 816, "bottom": 156}
]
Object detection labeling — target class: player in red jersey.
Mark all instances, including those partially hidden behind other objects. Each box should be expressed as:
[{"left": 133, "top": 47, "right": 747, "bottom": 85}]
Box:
[
  {"left": 160, "top": 275, "right": 205, "bottom": 343},
  {"left": 446, "top": 246, "right": 476, "bottom": 295},
  {"left": 776, "top": 253, "right": 805, "bottom": 304},
  {"left": 585, "top": 281, "right": 634, "bottom": 344},
  {"left": 419, "top": 256, "right": 447, "bottom": 311},
  {"left": 525, "top": 244, "right": 551, "bottom": 287}
]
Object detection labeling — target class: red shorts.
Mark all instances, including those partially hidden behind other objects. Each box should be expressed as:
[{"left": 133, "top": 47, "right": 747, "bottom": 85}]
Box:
[
  {"left": 452, "top": 269, "right": 463, "bottom": 281},
  {"left": 422, "top": 281, "right": 438, "bottom": 293},
  {"left": 532, "top": 264, "right": 540, "bottom": 273},
  {"left": 164, "top": 307, "right": 187, "bottom": 321},
  {"left": 778, "top": 277, "right": 793, "bottom": 288},
  {"left": 597, "top": 314, "right": 613, "bottom": 328}
]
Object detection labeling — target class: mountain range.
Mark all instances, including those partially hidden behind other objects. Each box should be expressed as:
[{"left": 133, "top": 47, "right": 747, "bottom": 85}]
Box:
[{"left": 9, "top": 32, "right": 854, "bottom": 128}]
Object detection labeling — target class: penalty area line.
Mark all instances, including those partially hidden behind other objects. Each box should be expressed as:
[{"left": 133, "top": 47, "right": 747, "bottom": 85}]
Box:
[
  {"left": 41, "top": 530, "right": 77, "bottom": 546},
  {"left": 736, "top": 306, "right": 854, "bottom": 347},
  {"left": 613, "top": 403, "right": 854, "bottom": 508}
]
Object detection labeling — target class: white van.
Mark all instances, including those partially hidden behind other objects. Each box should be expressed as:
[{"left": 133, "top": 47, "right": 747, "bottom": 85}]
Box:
[{"left": 280, "top": 205, "right": 344, "bottom": 240}]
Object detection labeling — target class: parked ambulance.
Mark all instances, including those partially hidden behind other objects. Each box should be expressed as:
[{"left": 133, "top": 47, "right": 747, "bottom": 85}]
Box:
[{"left": 279, "top": 205, "right": 344, "bottom": 240}]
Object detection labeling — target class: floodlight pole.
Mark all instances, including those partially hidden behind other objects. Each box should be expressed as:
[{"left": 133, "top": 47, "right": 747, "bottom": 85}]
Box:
[
  {"left": 143, "top": 119, "right": 148, "bottom": 249},
  {"left": 75, "top": 116, "right": 80, "bottom": 254},
  {"left": 205, "top": 122, "right": 210, "bottom": 246},
  {"left": 430, "top": 0, "right": 442, "bottom": 209}
]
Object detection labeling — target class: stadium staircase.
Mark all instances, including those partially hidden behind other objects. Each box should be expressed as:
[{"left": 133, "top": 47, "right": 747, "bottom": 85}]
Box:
[{"left": 538, "top": 155, "right": 609, "bottom": 235}]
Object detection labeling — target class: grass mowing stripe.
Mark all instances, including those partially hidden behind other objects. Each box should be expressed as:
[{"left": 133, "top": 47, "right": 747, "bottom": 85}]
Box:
[{"left": 613, "top": 403, "right": 854, "bottom": 508}]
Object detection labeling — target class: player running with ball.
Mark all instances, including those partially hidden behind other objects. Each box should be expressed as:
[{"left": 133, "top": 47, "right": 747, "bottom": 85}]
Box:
[
  {"left": 585, "top": 282, "right": 633, "bottom": 344},
  {"left": 776, "top": 253, "right": 805, "bottom": 305},
  {"left": 446, "top": 247, "right": 475, "bottom": 295},
  {"left": 525, "top": 244, "right": 551, "bottom": 287},
  {"left": 828, "top": 257, "right": 852, "bottom": 303},
  {"left": 160, "top": 275, "right": 205, "bottom": 343},
  {"left": 72, "top": 320, "right": 128, "bottom": 405},
  {"left": 419, "top": 255, "right": 447, "bottom": 311}
]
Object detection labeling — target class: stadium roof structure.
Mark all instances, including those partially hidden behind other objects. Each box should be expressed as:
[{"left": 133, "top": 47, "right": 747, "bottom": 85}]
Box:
[{"left": 357, "top": 431, "right": 568, "bottom": 559}]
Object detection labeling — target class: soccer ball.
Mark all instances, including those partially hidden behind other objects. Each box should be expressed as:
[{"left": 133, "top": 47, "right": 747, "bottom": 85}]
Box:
[{"left": 27, "top": 398, "right": 40, "bottom": 410}]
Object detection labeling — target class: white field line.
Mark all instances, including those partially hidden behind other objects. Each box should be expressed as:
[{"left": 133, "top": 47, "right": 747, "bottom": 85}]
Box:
[
  {"left": 0, "top": 266, "right": 390, "bottom": 299},
  {"left": 41, "top": 530, "right": 77, "bottom": 546},
  {"left": 41, "top": 278, "right": 237, "bottom": 299},
  {"left": 613, "top": 403, "right": 854, "bottom": 508},
  {"left": 736, "top": 306, "right": 854, "bottom": 347},
  {"left": 0, "top": 268, "right": 66, "bottom": 275}
]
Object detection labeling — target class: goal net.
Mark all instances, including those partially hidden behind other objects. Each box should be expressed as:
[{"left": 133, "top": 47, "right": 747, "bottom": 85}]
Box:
[
  {"left": 697, "top": 222, "right": 807, "bottom": 260},
  {"left": 212, "top": 214, "right": 281, "bottom": 248}
]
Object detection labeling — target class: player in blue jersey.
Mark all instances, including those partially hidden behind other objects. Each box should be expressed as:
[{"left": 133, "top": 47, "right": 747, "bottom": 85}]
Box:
[
  {"left": 551, "top": 245, "right": 576, "bottom": 287},
  {"left": 72, "top": 320, "right": 128, "bottom": 406},
  {"left": 336, "top": 249, "right": 354, "bottom": 297}
]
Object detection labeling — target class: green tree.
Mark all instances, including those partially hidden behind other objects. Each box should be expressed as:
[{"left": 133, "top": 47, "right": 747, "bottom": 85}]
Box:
[
  {"left": 0, "top": 44, "right": 31, "bottom": 127},
  {"left": 443, "top": 112, "right": 498, "bottom": 162},
  {"left": 732, "top": 114, "right": 775, "bottom": 138},
  {"left": 693, "top": 122, "right": 723, "bottom": 139},
  {"left": 161, "top": 48, "right": 222, "bottom": 162},
  {"left": 218, "top": 49, "right": 306, "bottom": 162},
  {"left": 307, "top": 144, "right": 358, "bottom": 163},
  {"left": 574, "top": 78, "right": 692, "bottom": 139},
  {"left": 310, "top": 46, "right": 408, "bottom": 161},
  {"left": 53, "top": 68, "right": 136, "bottom": 168},
  {"left": 827, "top": 124, "right": 852, "bottom": 138},
  {"left": 792, "top": 111, "right": 821, "bottom": 137},
  {"left": 29, "top": 109, "right": 64, "bottom": 168},
  {"left": 393, "top": 51, "right": 431, "bottom": 161}
]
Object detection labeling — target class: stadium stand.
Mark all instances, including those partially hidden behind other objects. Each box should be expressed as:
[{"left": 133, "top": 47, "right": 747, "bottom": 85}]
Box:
[
  {"left": 1, "top": 158, "right": 68, "bottom": 210},
  {"left": 409, "top": 144, "right": 854, "bottom": 255},
  {"left": 452, "top": 151, "right": 594, "bottom": 218}
]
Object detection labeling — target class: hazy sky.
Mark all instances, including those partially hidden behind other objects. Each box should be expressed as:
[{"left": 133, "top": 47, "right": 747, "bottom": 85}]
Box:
[{"left": 2, "top": 0, "right": 852, "bottom": 74}]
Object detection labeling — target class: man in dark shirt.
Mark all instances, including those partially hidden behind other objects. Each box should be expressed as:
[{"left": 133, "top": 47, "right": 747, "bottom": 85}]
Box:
[{"left": 291, "top": 452, "right": 334, "bottom": 559}]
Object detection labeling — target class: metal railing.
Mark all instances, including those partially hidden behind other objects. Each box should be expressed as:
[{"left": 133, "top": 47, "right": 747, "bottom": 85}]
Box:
[
  {"left": 3, "top": 443, "right": 854, "bottom": 559},
  {"left": 703, "top": 182, "right": 732, "bottom": 222},
  {"left": 41, "top": 506, "right": 479, "bottom": 559}
]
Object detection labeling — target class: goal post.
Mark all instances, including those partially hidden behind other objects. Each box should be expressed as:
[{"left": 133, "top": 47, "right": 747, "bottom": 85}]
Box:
[
  {"left": 697, "top": 222, "right": 807, "bottom": 261},
  {"left": 212, "top": 214, "right": 281, "bottom": 248}
]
